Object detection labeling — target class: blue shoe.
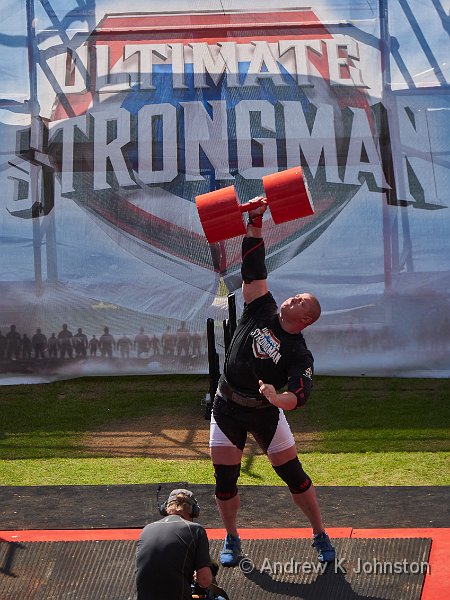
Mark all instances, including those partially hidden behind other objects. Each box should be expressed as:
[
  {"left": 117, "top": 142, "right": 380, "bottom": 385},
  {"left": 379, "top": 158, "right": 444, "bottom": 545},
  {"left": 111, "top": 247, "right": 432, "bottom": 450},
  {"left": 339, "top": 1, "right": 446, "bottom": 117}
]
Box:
[
  {"left": 220, "top": 533, "right": 241, "bottom": 567},
  {"left": 312, "top": 531, "right": 336, "bottom": 563}
]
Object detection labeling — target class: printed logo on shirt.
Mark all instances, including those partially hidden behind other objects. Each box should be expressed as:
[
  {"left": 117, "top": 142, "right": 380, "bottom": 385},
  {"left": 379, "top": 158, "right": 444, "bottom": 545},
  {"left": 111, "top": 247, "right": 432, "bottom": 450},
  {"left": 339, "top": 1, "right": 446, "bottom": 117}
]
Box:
[
  {"left": 251, "top": 328, "right": 281, "bottom": 364},
  {"left": 304, "top": 367, "right": 313, "bottom": 379}
]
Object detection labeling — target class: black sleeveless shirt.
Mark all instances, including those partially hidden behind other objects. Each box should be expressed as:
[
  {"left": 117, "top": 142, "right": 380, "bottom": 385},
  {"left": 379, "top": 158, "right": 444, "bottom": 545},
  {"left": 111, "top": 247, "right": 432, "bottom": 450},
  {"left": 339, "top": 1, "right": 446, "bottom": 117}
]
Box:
[{"left": 224, "top": 292, "right": 314, "bottom": 407}]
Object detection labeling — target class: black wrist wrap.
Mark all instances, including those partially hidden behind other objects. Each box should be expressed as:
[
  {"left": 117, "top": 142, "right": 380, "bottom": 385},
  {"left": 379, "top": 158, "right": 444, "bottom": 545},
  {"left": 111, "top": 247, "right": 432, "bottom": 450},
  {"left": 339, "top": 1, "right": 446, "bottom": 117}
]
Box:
[{"left": 241, "top": 237, "right": 267, "bottom": 283}]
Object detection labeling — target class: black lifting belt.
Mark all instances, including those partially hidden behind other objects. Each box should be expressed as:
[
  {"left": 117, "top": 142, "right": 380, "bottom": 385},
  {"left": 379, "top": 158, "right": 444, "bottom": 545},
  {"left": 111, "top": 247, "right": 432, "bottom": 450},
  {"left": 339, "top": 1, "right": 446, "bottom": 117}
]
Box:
[{"left": 241, "top": 237, "right": 267, "bottom": 283}]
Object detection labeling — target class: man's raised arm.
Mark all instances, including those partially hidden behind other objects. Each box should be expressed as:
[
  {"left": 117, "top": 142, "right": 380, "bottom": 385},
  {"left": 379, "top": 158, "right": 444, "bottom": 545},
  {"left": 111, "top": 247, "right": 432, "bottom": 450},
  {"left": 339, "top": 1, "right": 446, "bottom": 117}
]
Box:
[{"left": 241, "top": 199, "right": 268, "bottom": 305}]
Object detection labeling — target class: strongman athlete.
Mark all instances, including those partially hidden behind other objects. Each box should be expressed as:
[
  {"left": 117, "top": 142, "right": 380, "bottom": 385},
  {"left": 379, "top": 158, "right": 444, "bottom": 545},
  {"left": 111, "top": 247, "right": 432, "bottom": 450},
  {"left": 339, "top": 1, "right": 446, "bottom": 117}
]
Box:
[{"left": 210, "top": 199, "right": 335, "bottom": 567}]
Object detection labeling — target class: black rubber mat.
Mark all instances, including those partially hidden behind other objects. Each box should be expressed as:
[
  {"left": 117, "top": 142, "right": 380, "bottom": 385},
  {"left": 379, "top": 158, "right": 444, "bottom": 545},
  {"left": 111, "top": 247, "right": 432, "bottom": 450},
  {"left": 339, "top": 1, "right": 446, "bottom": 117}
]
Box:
[
  {"left": 0, "top": 537, "right": 431, "bottom": 600},
  {"left": 1, "top": 484, "right": 448, "bottom": 530}
]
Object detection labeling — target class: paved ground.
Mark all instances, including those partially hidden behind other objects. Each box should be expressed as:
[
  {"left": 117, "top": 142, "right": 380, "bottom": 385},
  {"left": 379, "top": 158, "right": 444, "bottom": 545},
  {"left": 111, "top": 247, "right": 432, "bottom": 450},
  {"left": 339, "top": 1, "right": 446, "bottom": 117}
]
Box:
[
  {"left": 1, "top": 483, "right": 449, "bottom": 600},
  {"left": 0, "top": 484, "right": 448, "bottom": 530}
]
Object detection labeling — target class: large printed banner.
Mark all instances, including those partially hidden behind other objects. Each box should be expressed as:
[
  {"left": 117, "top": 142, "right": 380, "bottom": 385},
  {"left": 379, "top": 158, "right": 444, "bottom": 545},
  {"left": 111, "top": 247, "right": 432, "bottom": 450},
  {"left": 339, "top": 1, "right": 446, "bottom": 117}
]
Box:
[{"left": 0, "top": 0, "right": 449, "bottom": 383}]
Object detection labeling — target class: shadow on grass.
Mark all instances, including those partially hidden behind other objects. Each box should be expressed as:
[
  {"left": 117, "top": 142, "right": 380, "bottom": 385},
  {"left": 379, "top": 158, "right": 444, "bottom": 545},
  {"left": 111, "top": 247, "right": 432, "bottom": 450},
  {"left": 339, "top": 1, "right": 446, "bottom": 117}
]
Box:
[{"left": 0, "top": 375, "right": 449, "bottom": 460}]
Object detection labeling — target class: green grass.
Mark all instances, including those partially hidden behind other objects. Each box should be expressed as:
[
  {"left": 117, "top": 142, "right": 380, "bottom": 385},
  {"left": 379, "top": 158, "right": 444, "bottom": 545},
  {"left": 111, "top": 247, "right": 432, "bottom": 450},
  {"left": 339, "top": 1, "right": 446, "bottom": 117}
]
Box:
[
  {"left": 0, "top": 375, "right": 202, "bottom": 459},
  {"left": 0, "top": 375, "right": 449, "bottom": 485},
  {"left": 0, "top": 453, "right": 448, "bottom": 487}
]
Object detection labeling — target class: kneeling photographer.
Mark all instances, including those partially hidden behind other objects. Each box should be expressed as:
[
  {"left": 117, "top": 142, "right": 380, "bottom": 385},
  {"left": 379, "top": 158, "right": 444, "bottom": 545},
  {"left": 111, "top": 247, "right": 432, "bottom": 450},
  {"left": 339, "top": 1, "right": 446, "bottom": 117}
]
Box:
[{"left": 136, "top": 488, "right": 228, "bottom": 600}]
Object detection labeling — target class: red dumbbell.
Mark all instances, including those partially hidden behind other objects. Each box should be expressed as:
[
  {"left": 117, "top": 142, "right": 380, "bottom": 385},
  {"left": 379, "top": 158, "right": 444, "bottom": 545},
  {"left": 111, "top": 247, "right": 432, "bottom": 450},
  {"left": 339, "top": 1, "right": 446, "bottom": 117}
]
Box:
[{"left": 195, "top": 166, "right": 314, "bottom": 244}]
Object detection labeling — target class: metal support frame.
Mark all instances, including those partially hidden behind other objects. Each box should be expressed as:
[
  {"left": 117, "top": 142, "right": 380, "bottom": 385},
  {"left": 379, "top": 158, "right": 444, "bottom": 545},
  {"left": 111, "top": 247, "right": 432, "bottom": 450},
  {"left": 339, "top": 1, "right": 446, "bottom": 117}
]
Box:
[
  {"left": 378, "top": 0, "right": 414, "bottom": 292},
  {"left": 23, "top": 0, "right": 97, "bottom": 295},
  {"left": 378, "top": 0, "right": 449, "bottom": 292}
]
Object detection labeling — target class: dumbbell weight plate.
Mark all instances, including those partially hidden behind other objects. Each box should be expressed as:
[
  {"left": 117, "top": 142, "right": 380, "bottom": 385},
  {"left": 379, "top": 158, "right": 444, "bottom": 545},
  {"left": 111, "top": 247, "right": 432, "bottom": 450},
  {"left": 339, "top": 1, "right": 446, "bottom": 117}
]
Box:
[
  {"left": 263, "top": 166, "right": 314, "bottom": 224},
  {"left": 195, "top": 185, "right": 246, "bottom": 244}
]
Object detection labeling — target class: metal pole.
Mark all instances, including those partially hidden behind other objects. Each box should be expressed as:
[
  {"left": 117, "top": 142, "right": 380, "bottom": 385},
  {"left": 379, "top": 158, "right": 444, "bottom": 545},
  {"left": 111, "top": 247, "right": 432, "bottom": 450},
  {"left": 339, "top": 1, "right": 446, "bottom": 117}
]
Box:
[
  {"left": 227, "top": 293, "right": 237, "bottom": 338},
  {"left": 206, "top": 318, "right": 220, "bottom": 420},
  {"left": 26, "top": 0, "right": 44, "bottom": 295},
  {"left": 378, "top": 0, "right": 414, "bottom": 292}
]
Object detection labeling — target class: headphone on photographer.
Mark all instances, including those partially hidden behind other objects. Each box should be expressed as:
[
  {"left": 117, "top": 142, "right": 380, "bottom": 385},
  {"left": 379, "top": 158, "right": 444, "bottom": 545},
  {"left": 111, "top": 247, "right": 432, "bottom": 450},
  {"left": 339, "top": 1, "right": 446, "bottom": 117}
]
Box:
[{"left": 158, "top": 487, "right": 201, "bottom": 519}]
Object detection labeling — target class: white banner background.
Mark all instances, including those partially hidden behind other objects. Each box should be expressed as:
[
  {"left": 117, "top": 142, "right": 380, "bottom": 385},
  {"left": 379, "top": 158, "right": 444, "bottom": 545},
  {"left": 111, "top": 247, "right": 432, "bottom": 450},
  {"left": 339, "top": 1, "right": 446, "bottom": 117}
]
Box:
[{"left": 0, "top": 0, "right": 449, "bottom": 383}]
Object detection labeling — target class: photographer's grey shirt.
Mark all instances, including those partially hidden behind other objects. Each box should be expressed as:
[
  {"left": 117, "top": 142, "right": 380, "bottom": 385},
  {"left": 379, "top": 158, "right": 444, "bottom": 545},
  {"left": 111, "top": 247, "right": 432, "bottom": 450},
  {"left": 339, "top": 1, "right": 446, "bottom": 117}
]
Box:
[{"left": 136, "top": 515, "right": 211, "bottom": 600}]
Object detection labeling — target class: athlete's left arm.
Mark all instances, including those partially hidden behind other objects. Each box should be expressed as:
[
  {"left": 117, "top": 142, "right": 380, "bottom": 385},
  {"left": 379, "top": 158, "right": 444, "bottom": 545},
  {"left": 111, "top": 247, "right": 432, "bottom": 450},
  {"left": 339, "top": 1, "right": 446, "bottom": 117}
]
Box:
[
  {"left": 286, "top": 365, "right": 313, "bottom": 408},
  {"left": 258, "top": 363, "right": 313, "bottom": 411},
  {"left": 258, "top": 380, "right": 298, "bottom": 410}
]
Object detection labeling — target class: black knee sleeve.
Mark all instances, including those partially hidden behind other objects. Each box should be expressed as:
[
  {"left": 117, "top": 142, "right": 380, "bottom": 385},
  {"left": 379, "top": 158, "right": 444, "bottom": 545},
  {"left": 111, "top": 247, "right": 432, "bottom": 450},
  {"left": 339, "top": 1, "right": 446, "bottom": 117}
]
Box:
[
  {"left": 213, "top": 464, "right": 240, "bottom": 501},
  {"left": 273, "top": 457, "right": 312, "bottom": 494}
]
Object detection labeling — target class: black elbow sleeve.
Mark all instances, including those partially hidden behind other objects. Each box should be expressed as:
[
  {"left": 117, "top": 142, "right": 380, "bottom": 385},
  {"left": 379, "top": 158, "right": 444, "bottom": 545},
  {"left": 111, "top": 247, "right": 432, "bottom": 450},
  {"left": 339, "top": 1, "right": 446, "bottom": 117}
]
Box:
[
  {"left": 241, "top": 237, "right": 267, "bottom": 283},
  {"left": 288, "top": 373, "right": 313, "bottom": 408}
]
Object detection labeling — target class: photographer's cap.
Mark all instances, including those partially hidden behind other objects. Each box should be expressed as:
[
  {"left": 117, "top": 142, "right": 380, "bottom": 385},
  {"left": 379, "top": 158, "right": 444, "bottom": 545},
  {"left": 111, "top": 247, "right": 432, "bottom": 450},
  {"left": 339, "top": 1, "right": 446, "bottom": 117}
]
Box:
[{"left": 167, "top": 488, "right": 197, "bottom": 506}]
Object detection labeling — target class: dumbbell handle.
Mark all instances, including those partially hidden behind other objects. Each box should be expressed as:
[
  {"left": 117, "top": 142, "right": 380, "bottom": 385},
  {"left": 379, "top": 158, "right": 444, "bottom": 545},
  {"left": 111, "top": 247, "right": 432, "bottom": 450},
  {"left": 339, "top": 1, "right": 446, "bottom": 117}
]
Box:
[{"left": 238, "top": 197, "right": 266, "bottom": 214}]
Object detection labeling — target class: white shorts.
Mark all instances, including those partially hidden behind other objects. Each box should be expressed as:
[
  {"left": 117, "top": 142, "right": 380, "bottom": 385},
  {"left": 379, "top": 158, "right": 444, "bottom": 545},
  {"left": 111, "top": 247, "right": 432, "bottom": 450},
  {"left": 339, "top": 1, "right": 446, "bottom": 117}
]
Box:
[{"left": 209, "top": 399, "right": 295, "bottom": 456}]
